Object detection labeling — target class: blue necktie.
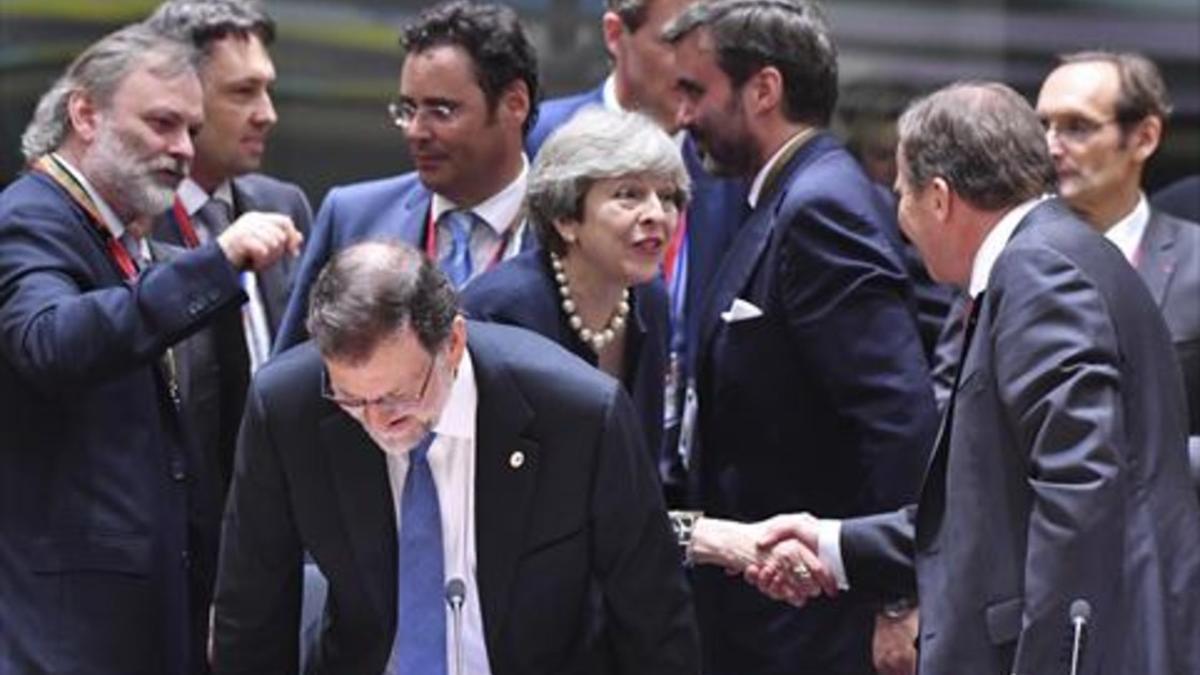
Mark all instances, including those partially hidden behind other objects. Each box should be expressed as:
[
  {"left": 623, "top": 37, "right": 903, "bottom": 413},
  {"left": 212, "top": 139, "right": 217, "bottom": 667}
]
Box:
[
  {"left": 440, "top": 209, "right": 476, "bottom": 288},
  {"left": 389, "top": 433, "right": 447, "bottom": 675}
]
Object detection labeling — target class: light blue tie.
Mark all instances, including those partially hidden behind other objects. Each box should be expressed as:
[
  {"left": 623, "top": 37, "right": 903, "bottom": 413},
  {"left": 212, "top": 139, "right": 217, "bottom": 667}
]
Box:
[
  {"left": 440, "top": 209, "right": 476, "bottom": 288},
  {"left": 389, "top": 433, "right": 447, "bottom": 675}
]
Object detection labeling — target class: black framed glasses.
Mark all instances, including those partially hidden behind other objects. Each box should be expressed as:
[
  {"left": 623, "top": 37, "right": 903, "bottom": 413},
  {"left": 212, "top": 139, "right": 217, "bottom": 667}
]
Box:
[{"left": 321, "top": 352, "right": 437, "bottom": 417}]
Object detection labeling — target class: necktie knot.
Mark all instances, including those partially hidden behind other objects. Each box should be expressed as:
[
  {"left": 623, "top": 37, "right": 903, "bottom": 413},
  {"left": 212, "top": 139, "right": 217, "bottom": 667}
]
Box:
[{"left": 198, "top": 197, "right": 233, "bottom": 238}]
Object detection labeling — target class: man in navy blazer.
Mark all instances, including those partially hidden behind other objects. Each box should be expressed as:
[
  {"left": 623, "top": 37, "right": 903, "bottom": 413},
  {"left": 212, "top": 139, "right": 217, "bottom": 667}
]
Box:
[
  {"left": 663, "top": 2, "right": 938, "bottom": 673},
  {"left": 749, "top": 82, "right": 1200, "bottom": 675},
  {"left": 274, "top": 1, "right": 538, "bottom": 352},
  {"left": 0, "top": 25, "right": 301, "bottom": 674},
  {"left": 213, "top": 242, "right": 699, "bottom": 674},
  {"left": 528, "top": 0, "right": 748, "bottom": 501}
]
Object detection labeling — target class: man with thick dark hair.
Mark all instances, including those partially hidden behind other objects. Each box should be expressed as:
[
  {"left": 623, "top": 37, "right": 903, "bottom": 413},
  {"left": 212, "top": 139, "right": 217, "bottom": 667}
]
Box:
[
  {"left": 748, "top": 81, "right": 1200, "bottom": 675},
  {"left": 274, "top": 0, "right": 539, "bottom": 351},
  {"left": 0, "top": 23, "right": 300, "bottom": 674},
  {"left": 661, "top": 1, "right": 938, "bottom": 673},
  {"left": 212, "top": 241, "right": 700, "bottom": 674}
]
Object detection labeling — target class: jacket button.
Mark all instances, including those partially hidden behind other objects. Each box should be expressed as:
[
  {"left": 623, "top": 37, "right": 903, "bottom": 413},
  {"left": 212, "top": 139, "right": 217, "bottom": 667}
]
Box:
[{"left": 170, "top": 461, "right": 186, "bottom": 481}]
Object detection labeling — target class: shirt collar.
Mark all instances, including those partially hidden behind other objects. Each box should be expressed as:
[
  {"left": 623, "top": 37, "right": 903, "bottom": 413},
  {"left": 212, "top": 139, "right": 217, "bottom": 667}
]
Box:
[
  {"left": 747, "top": 130, "right": 813, "bottom": 208},
  {"left": 432, "top": 347, "right": 477, "bottom": 442},
  {"left": 176, "top": 177, "right": 234, "bottom": 216},
  {"left": 968, "top": 195, "right": 1049, "bottom": 298},
  {"left": 430, "top": 156, "right": 529, "bottom": 236},
  {"left": 1102, "top": 193, "right": 1149, "bottom": 263},
  {"left": 602, "top": 74, "right": 621, "bottom": 112},
  {"left": 51, "top": 152, "right": 127, "bottom": 240}
]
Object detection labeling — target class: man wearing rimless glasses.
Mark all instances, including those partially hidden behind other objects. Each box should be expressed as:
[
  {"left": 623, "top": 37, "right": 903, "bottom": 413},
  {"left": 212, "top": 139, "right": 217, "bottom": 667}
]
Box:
[
  {"left": 1036, "top": 51, "right": 1200, "bottom": 495},
  {"left": 273, "top": 0, "right": 540, "bottom": 353},
  {"left": 211, "top": 241, "right": 699, "bottom": 674}
]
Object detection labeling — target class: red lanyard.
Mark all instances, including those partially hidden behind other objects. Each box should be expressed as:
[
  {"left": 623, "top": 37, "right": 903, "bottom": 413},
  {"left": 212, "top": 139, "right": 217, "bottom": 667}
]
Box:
[
  {"left": 31, "top": 155, "right": 139, "bottom": 281},
  {"left": 171, "top": 196, "right": 202, "bottom": 248},
  {"left": 424, "top": 207, "right": 514, "bottom": 270},
  {"left": 663, "top": 211, "right": 688, "bottom": 286}
]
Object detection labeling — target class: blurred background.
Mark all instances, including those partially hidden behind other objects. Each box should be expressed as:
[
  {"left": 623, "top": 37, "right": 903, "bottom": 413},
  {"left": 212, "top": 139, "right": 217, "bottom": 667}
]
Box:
[{"left": 1, "top": 0, "right": 1197, "bottom": 203}]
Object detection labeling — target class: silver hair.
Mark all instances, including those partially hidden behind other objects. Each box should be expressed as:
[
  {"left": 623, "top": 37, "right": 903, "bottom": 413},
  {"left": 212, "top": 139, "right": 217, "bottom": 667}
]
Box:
[
  {"left": 20, "top": 23, "right": 196, "bottom": 161},
  {"left": 527, "top": 107, "right": 690, "bottom": 254}
]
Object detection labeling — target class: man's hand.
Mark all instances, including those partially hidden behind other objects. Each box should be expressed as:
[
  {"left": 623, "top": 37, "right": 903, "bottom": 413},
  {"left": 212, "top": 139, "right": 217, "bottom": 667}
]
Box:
[
  {"left": 873, "top": 606, "right": 918, "bottom": 675},
  {"left": 742, "top": 512, "right": 839, "bottom": 605},
  {"left": 217, "top": 211, "right": 303, "bottom": 272}
]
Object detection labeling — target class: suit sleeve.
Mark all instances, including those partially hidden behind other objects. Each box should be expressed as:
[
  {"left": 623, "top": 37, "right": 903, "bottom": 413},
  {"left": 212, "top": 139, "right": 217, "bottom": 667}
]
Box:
[
  {"left": 273, "top": 186, "right": 339, "bottom": 354},
  {"left": 988, "top": 247, "right": 1124, "bottom": 673},
  {"left": 211, "top": 379, "right": 304, "bottom": 674},
  {"left": 776, "top": 198, "right": 938, "bottom": 510},
  {"left": 590, "top": 388, "right": 700, "bottom": 675},
  {"left": 0, "top": 207, "right": 242, "bottom": 396},
  {"left": 840, "top": 506, "right": 919, "bottom": 599}
]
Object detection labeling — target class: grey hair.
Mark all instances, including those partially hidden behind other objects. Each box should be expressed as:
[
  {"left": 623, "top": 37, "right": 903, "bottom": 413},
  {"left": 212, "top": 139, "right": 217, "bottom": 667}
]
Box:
[
  {"left": 526, "top": 107, "right": 690, "bottom": 254},
  {"left": 146, "top": 0, "right": 276, "bottom": 63},
  {"left": 20, "top": 23, "right": 196, "bottom": 161},
  {"left": 307, "top": 241, "right": 459, "bottom": 363},
  {"left": 898, "top": 81, "right": 1056, "bottom": 211}
]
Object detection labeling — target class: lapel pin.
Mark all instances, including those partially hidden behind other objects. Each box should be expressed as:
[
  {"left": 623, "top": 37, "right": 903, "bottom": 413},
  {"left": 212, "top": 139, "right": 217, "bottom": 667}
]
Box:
[{"left": 509, "top": 451, "right": 525, "bottom": 469}]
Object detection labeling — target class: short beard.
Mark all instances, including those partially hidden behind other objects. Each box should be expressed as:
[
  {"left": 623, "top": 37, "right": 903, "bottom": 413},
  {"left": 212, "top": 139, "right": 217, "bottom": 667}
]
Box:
[{"left": 83, "top": 122, "right": 184, "bottom": 221}]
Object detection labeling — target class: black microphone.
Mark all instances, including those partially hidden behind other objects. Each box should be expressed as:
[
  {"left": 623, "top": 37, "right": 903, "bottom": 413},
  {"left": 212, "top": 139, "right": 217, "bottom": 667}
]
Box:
[
  {"left": 1068, "top": 599, "right": 1091, "bottom": 675},
  {"left": 445, "top": 578, "right": 467, "bottom": 675}
]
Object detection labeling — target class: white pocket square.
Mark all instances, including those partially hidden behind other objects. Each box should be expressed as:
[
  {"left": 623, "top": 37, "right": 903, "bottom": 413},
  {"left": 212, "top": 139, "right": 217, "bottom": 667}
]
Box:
[{"left": 720, "top": 298, "right": 764, "bottom": 323}]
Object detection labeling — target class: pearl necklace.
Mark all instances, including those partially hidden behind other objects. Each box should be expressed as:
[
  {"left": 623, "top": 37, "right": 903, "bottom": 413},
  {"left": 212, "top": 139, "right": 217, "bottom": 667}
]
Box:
[{"left": 551, "top": 252, "right": 630, "bottom": 352}]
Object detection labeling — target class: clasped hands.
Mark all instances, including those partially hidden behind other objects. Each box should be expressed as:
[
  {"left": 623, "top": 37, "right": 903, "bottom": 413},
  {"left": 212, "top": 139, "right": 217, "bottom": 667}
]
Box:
[{"left": 691, "top": 513, "right": 837, "bottom": 607}]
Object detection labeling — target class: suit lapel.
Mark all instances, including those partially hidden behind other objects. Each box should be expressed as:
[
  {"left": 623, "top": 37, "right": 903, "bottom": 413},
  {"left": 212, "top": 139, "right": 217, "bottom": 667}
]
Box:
[
  {"left": 1136, "top": 211, "right": 1177, "bottom": 306},
  {"left": 322, "top": 409, "right": 397, "bottom": 627},
  {"left": 468, "top": 333, "right": 540, "bottom": 648}
]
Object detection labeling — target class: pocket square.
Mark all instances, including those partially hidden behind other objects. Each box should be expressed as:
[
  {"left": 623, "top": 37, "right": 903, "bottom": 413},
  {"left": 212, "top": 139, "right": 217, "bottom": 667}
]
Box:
[{"left": 720, "top": 298, "right": 764, "bottom": 323}]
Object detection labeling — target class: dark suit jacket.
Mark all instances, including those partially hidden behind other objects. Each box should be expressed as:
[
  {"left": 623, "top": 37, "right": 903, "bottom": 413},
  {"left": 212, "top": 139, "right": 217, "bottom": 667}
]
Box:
[
  {"left": 461, "top": 248, "right": 670, "bottom": 477},
  {"left": 1152, "top": 174, "right": 1200, "bottom": 223},
  {"left": 1138, "top": 208, "right": 1200, "bottom": 436},
  {"left": 154, "top": 173, "right": 313, "bottom": 337},
  {"left": 692, "top": 132, "right": 938, "bottom": 674},
  {"left": 0, "top": 172, "right": 247, "bottom": 674},
  {"left": 212, "top": 322, "right": 699, "bottom": 674},
  {"left": 525, "top": 84, "right": 605, "bottom": 156},
  {"left": 841, "top": 200, "right": 1200, "bottom": 675}
]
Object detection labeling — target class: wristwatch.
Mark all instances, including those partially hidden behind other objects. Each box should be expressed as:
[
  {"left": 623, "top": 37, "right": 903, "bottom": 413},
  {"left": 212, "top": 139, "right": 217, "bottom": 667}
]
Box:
[{"left": 668, "top": 510, "right": 704, "bottom": 566}]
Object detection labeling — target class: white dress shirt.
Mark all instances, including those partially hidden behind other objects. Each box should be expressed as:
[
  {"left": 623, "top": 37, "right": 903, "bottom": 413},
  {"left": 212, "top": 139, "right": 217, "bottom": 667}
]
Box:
[
  {"left": 383, "top": 352, "right": 492, "bottom": 674},
  {"left": 1103, "top": 194, "right": 1150, "bottom": 264}
]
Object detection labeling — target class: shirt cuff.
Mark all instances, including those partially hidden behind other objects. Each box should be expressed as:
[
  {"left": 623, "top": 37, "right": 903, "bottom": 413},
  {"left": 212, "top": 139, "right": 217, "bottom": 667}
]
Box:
[{"left": 817, "top": 518, "right": 850, "bottom": 591}]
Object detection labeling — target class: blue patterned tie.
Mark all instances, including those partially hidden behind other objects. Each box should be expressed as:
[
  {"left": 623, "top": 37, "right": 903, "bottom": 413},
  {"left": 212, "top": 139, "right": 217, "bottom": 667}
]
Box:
[
  {"left": 389, "top": 433, "right": 447, "bottom": 675},
  {"left": 440, "top": 209, "right": 476, "bottom": 288}
]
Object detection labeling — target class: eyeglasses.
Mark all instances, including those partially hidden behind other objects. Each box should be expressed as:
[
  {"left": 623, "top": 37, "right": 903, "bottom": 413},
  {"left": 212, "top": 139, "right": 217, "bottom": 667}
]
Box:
[
  {"left": 387, "top": 99, "right": 461, "bottom": 128},
  {"left": 1040, "top": 116, "right": 1118, "bottom": 144},
  {"left": 322, "top": 352, "right": 437, "bottom": 417}
]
